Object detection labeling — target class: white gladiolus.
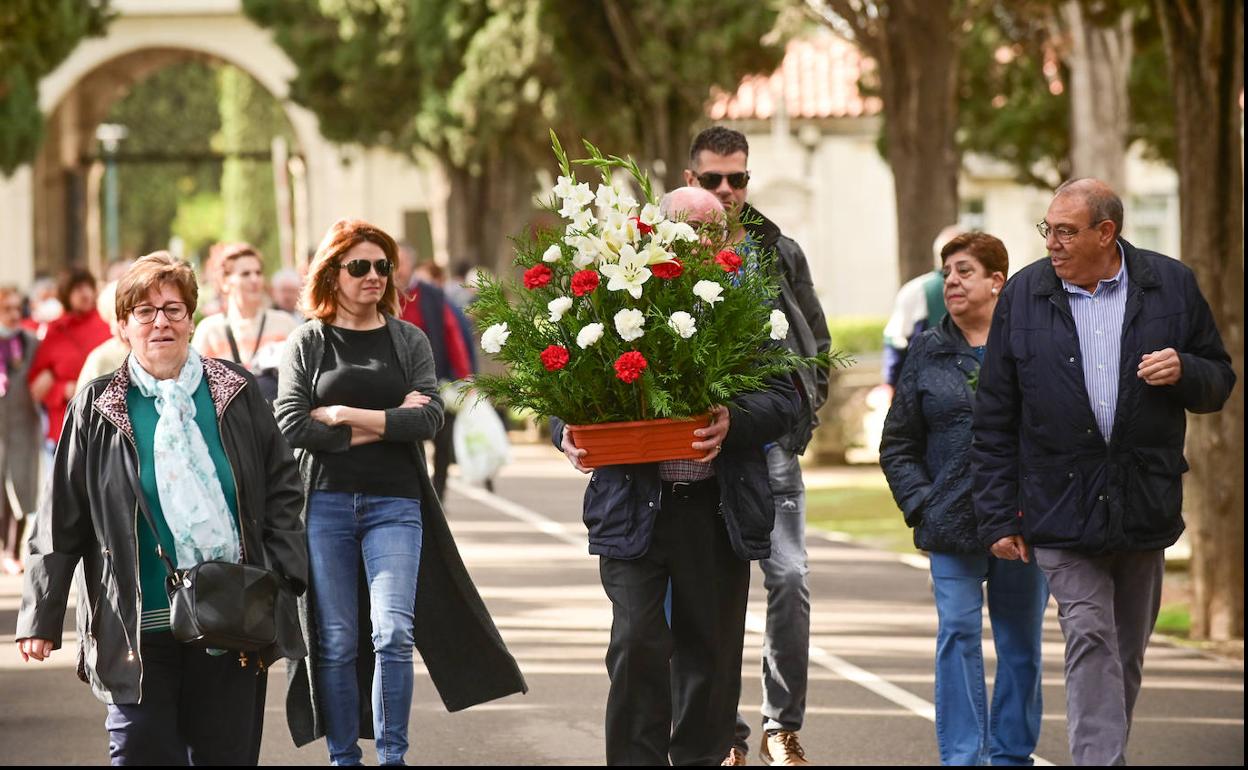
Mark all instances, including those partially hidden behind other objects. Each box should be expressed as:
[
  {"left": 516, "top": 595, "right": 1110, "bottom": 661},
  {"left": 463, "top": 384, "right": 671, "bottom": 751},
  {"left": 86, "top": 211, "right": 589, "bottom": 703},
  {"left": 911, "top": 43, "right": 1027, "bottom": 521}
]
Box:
[
  {"left": 557, "top": 195, "right": 583, "bottom": 220},
  {"left": 548, "top": 296, "right": 574, "bottom": 322},
  {"left": 769, "top": 309, "right": 790, "bottom": 340},
  {"left": 668, "top": 311, "right": 697, "bottom": 339},
  {"left": 553, "top": 175, "right": 577, "bottom": 200},
  {"left": 639, "top": 202, "right": 664, "bottom": 227},
  {"left": 567, "top": 182, "right": 595, "bottom": 210},
  {"left": 481, "top": 322, "right": 510, "bottom": 354},
  {"left": 595, "top": 183, "right": 619, "bottom": 211},
  {"left": 613, "top": 308, "right": 646, "bottom": 342},
  {"left": 570, "top": 207, "right": 596, "bottom": 232},
  {"left": 542, "top": 244, "right": 563, "bottom": 263},
  {"left": 693, "top": 280, "right": 725, "bottom": 305},
  {"left": 654, "top": 219, "right": 698, "bottom": 245},
  {"left": 576, "top": 322, "right": 605, "bottom": 349}
]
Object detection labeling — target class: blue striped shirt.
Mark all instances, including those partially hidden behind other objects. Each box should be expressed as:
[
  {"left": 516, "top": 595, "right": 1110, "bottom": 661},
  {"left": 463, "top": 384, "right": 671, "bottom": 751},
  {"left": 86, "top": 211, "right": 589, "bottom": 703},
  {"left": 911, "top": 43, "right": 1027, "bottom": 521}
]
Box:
[{"left": 1062, "top": 245, "right": 1128, "bottom": 442}]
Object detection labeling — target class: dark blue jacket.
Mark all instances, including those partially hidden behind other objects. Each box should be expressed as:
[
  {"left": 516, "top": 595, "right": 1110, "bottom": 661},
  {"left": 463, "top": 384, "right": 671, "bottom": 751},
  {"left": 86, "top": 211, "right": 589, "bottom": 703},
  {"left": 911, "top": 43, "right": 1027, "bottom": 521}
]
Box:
[
  {"left": 972, "top": 240, "right": 1234, "bottom": 553},
  {"left": 880, "top": 314, "right": 984, "bottom": 553},
  {"left": 552, "top": 374, "right": 800, "bottom": 561}
]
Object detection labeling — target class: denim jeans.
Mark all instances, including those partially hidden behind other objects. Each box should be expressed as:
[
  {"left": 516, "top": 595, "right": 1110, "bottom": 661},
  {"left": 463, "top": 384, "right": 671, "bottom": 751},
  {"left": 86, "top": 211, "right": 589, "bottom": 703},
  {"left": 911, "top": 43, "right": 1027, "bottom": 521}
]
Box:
[
  {"left": 929, "top": 551, "right": 1048, "bottom": 766},
  {"left": 307, "top": 491, "right": 423, "bottom": 766},
  {"left": 735, "top": 445, "right": 810, "bottom": 749}
]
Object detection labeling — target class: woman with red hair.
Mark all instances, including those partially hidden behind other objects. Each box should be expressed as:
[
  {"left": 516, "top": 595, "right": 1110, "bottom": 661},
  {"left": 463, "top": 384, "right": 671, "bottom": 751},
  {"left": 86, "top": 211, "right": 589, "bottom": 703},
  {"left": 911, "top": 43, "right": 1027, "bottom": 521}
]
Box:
[{"left": 276, "top": 219, "right": 525, "bottom": 764}]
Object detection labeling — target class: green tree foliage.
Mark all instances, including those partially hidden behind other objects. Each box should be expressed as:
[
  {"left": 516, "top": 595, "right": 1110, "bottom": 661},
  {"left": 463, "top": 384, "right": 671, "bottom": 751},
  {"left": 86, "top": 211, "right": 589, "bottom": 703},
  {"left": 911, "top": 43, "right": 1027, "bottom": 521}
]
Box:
[
  {"left": 217, "top": 66, "right": 295, "bottom": 271},
  {"left": 241, "top": 0, "right": 785, "bottom": 268},
  {"left": 956, "top": 0, "right": 1174, "bottom": 188},
  {"left": 0, "top": 0, "right": 112, "bottom": 174},
  {"left": 104, "top": 61, "right": 222, "bottom": 258}
]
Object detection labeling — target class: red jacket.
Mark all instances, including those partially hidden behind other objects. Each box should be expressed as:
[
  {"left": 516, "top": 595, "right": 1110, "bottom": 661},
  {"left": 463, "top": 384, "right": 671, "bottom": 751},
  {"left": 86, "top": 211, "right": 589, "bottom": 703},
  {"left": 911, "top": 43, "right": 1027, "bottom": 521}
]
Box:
[{"left": 27, "top": 310, "right": 111, "bottom": 442}]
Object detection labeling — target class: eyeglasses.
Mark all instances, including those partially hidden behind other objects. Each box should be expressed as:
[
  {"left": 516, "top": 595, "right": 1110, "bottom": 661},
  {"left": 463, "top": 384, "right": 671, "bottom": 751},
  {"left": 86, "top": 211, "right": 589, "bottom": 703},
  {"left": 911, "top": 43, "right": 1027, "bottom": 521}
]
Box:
[
  {"left": 1035, "top": 220, "right": 1104, "bottom": 242},
  {"left": 131, "top": 303, "right": 189, "bottom": 324},
  {"left": 338, "top": 258, "right": 393, "bottom": 278},
  {"left": 695, "top": 171, "right": 750, "bottom": 190}
]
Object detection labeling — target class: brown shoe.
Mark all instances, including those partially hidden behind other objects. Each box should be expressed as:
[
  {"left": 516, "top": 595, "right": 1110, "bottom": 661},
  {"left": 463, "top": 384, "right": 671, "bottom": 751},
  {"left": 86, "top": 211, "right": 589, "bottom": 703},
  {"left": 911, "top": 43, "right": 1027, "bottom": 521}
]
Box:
[
  {"left": 721, "top": 746, "right": 748, "bottom": 766},
  {"left": 760, "top": 731, "right": 809, "bottom": 766}
]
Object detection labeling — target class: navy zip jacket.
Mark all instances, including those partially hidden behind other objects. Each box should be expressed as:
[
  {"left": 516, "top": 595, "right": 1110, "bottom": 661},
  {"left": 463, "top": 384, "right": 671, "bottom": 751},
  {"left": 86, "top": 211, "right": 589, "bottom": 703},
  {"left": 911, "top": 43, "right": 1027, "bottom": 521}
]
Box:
[
  {"left": 880, "top": 314, "right": 985, "bottom": 554},
  {"left": 552, "top": 373, "right": 800, "bottom": 561},
  {"left": 972, "top": 239, "right": 1234, "bottom": 553}
]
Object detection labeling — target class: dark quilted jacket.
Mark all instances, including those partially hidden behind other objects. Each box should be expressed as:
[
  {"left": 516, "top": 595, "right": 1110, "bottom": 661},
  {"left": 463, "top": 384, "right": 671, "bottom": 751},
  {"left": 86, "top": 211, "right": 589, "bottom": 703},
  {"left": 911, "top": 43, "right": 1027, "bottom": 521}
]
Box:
[{"left": 880, "top": 314, "right": 984, "bottom": 554}]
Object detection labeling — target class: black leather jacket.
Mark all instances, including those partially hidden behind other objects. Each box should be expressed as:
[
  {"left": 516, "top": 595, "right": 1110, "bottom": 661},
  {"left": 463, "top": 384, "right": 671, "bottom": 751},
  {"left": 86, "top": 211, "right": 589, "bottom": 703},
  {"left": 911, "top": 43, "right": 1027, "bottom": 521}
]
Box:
[{"left": 16, "top": 356, "right": 308, "bottom": 705}]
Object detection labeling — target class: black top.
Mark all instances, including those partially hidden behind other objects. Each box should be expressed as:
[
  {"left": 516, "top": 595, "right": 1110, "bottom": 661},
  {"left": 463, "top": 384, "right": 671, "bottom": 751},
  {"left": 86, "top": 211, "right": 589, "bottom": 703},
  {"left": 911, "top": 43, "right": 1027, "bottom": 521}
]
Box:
[{"left": 314, "top": 325, "right": 422, "bottom": 498}]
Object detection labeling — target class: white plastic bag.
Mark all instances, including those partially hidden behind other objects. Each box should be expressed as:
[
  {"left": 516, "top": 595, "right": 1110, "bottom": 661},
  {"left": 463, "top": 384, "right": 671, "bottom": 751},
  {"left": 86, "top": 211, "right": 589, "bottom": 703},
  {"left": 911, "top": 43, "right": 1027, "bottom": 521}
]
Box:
[{"left": 452, "top": 391, "right": 511, "bottom": 485}]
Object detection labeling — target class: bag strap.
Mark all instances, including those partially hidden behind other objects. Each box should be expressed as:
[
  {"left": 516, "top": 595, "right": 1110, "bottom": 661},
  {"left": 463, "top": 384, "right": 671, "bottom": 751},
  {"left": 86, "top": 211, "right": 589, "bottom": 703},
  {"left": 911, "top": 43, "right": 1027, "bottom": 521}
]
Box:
[
  {"left": 225, "top": 313, "right": 268, "bottom": 369},
  {"left": 134, "top": 498, "right": 180, "bottom": 579}
]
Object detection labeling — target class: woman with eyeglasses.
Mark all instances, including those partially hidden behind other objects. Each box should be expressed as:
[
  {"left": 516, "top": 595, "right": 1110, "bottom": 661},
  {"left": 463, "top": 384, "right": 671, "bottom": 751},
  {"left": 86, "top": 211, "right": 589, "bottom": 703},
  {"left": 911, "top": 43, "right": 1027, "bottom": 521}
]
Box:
[
  {"left": 276, "top": 219, "right": 525, "bottom": 765},
  {"left": 16, "top": 251, "right": 308, "bottom": 764}
]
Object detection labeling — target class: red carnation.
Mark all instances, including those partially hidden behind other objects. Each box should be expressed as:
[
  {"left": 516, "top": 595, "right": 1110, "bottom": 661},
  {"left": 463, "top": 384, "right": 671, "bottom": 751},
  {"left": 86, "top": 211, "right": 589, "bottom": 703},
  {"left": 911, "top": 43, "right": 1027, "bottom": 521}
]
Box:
[
  {"left": 651, "top": 259, "right": 684, "bottom": 280},
  {"left": 715, "top": 249, "right": 743, "bottom": 273},
  {"left": 631, "top": 216, "right": 653, "bottom": 236},
  {"left": 571, "top": 269, "right": 600, "bottom": 296},
  {"left": 524, "top": 263, "right": 553, "bottom": 289},
  {"left": 540, "top": 345, "right": 570, "bottom": 372},
  {"left": 614, "top": 351, "right": 648, "bottom": 384}
]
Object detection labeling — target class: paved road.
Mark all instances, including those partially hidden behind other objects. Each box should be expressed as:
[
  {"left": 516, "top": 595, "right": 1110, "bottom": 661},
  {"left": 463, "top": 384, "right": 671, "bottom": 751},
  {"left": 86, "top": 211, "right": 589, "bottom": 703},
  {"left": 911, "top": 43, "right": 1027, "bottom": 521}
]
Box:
[{"left": 1, "top": 447, "right": 1242, "bottom": 765}]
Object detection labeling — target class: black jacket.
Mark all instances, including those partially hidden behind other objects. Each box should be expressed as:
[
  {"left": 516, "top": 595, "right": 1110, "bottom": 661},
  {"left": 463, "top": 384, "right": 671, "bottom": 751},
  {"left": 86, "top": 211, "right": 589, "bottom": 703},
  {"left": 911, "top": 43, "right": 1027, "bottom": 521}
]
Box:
[
  {"left": 552, "top": 374, "right": 800, "bottom": 561},
  {"left": 16, "top": 357, "right": 308, "bottom": 705},
  {"left": 880, "top": 314, "right": 984, "bottom": 553},
  {"left": 743, "top": 204, "right": 832, "bottom": 454},
  {"left": 972, "top": 240, "right": 1235, "bottom": 552}
]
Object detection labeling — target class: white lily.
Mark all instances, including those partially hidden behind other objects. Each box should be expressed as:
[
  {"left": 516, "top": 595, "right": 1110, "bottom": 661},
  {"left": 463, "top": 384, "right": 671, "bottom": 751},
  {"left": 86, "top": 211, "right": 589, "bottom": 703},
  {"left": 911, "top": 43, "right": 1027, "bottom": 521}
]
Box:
[
  {"left": 553, "top": 175, "right": 577, "bottom": 200},
  {"left": 668, "top": 311, "right": 697, "bottom": 339},
  {"left": 639, "top": 240, "right": 676, "bottom": 266},
  {"left": 481, "top": 322, "right": 510, "bottom": 354},
  {"left": 600, "top": 245, "right": 652, "bottom": 300},
  {"left": 576, "top": 322, "right": 605, "bottom": 349},
  {"left": 693, "top": 280, "right": 725, "bottom": 305},
  {"left": 769, "top": 309, "right": 790, "bottom": 341},
  {"left": 547, "top": 296, "right": 574, "bottom": 323},
  {"left": 614, "top": 308, "right": 646, "bottom": 342}
]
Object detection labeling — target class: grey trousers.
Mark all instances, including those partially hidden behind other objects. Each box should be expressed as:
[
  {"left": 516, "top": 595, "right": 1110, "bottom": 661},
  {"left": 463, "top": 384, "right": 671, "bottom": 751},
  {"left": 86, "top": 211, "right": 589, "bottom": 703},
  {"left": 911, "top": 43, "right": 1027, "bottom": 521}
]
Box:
[
  {"left": 735, "top": 445, "right": 811, "bottom": 748},
  {"left": 1033, "top": 547, "right": 1165, "bottom": 766}
]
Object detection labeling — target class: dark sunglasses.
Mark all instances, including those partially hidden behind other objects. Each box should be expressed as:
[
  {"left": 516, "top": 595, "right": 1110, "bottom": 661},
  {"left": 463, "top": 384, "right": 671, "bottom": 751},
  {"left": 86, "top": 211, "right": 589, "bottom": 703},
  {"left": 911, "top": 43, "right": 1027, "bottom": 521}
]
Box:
[
  {"left": 696, "top": 171, "right": 750, "bottom": 190},
  {"left": 338, "top": 258, "right": 393, "bottom": 278}
]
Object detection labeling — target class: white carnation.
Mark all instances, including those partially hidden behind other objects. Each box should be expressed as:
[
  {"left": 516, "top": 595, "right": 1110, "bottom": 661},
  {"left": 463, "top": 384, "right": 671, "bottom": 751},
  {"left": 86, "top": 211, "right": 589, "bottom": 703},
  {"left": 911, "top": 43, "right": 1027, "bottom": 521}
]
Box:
[
  {"left": 542, "top": 244, "right": 563, "bottom": 263},
  {"left": 769, "top": 309, "right": 790, "bottom": 340},
  {"left": 481, "top": 322, "right": 510, "bottom": 354},
  {"left": 613, "top": 308, "right": 646, "bottom": 342},
  {"left": 693, "top": 280, "right": 725, "bottom": 305},
  {"left": 576, "top": 322, "right": 605, "bottom": 349},
  {"left": 668, "top": 311, "right": 697, "bottom": 339},
  {"left": 548, "top": 296, "right": 574, "bottom": 322}
]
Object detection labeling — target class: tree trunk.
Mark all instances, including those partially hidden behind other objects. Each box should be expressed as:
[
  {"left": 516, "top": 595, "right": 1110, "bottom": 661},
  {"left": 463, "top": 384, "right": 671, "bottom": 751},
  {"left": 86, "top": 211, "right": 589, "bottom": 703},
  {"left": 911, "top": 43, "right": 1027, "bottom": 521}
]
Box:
[
  {"left": 444, "top": 150, "right": 538, "bottom": 277},
  {"left": 1058, "top": 1, "right": 1134, "bottom": 190},
  {"left": 879, "top": 0, "right": 961, "bottom": 283},
  {"left": 1156, "top": 0, "right": 1244, "bottom": 641}
]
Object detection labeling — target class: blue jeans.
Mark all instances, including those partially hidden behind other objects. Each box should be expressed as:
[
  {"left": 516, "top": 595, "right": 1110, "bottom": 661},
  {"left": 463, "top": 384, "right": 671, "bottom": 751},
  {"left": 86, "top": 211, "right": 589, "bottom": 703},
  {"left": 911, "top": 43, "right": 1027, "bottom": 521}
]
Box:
[
  {"left": 307, "top": 491, "right": 423, "bottom": 766},
  {"left": 929, "top": 551, "right": 1048, "bottom": 766},
  {"left": 735, "top": 444, "right": 810, "bottom": 748}
]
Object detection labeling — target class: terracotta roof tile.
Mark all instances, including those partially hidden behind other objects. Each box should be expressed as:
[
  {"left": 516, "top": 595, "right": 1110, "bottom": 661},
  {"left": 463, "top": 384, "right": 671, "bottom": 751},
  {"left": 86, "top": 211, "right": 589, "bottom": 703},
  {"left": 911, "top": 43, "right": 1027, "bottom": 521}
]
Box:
[{"left": 709, "top": 33, "right": 882, "bottom": 120}]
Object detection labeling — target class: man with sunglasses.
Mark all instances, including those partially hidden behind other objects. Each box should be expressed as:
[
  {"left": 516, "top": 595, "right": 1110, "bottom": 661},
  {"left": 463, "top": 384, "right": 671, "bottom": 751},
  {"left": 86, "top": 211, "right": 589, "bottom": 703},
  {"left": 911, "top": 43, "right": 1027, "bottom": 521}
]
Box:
[
  {"left": 972, "top": 178, "right": 1234, "bottom": 765},
  {"left": 685, "top": 126, "right": 830, "bottom": 767}
]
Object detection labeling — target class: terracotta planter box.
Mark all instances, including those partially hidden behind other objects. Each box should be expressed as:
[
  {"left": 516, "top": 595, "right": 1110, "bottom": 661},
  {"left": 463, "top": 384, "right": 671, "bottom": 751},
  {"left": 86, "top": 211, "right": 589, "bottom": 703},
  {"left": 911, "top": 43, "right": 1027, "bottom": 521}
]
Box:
[{"left": 567, "top": 413, "right": 713, "bottom": 467}]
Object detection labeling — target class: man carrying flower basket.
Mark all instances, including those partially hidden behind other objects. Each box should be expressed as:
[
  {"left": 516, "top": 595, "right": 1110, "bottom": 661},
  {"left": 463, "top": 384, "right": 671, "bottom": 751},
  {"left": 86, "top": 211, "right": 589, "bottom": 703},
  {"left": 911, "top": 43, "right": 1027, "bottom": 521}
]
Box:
[{"left": 468, "top": 135, "right": 838, "bottom": 766}]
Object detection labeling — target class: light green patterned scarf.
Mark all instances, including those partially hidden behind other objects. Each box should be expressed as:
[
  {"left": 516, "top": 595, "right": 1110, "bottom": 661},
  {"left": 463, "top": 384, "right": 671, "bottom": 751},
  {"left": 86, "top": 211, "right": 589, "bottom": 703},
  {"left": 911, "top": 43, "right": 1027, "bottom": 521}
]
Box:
[{"left": 128, "top": 349, "right": 240, "bottom": 567}]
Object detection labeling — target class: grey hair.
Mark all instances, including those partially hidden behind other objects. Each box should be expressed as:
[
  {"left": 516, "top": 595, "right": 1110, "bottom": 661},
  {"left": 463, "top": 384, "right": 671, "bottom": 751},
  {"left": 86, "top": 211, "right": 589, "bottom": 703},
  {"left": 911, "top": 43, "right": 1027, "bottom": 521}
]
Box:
[{"left": 1055, "top": 178, "right": 1124, "bottom": 239}]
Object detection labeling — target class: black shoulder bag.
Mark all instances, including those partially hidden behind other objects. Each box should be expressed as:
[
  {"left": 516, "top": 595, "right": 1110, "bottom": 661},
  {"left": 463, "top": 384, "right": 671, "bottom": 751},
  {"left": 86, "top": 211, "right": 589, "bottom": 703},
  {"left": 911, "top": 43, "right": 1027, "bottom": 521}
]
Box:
[
  {"left": 225, "top": 313, "right": 280, "bottom": 404},
  {"left": 137, "top": 502, "right": 284, "bottom": 652}
]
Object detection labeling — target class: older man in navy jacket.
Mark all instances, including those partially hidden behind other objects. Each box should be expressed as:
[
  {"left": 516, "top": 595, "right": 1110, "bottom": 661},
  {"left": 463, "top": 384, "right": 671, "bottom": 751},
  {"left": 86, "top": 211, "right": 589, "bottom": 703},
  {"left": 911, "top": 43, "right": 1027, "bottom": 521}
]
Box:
[
  {"left": 972, "top": 178, "right": 1234, "bottom": 765},
  {"left": 554, "top": 368, "right": 798, "bottom": 765}
]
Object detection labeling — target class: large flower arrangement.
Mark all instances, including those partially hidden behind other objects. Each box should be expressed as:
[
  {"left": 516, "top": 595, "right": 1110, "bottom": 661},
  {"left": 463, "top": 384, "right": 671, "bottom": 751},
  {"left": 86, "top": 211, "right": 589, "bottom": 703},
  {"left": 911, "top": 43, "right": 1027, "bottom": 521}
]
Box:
[{"left": 469, "top": 134, "right": 840, "bottom": 428}]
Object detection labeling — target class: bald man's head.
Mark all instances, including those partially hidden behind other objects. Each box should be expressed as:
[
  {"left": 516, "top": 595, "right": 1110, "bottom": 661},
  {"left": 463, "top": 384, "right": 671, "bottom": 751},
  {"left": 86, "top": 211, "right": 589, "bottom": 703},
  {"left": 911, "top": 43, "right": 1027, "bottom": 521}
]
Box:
[
  {"left": 1053, "top": 178, "right": 1124, "bottom": 240},
  {"left": 659, "top": 186, "right": 725, "bottom": 227}
]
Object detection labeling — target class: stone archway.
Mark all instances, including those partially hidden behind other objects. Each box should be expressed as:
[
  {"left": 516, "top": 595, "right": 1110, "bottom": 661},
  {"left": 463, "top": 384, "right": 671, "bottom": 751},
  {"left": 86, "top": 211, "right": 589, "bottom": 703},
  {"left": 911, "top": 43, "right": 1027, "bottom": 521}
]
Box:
[{"left": 0, "top": 3, "right": 343, "bottom": 285}]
